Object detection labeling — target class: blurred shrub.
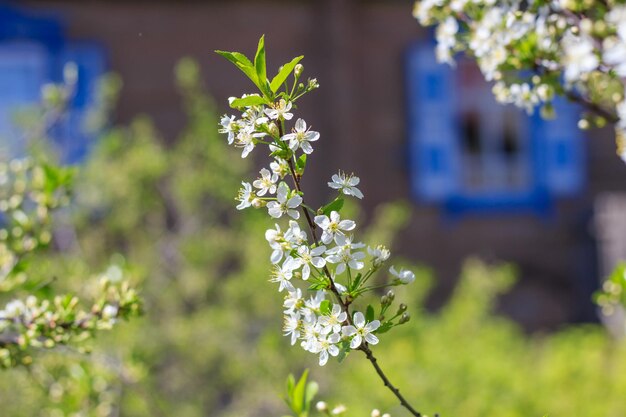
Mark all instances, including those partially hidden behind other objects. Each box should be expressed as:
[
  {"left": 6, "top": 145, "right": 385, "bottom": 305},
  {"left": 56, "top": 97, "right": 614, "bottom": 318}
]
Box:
[
  {"left": 329, "top": 260, "right": 626, "bottom": 417},
  {"left": 0, "top": 59, "right": 625, "bottom": 417}
]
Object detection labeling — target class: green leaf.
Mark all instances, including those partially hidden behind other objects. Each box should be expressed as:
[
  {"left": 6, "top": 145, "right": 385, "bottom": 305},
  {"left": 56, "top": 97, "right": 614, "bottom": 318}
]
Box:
[
  {"left": 229, "top": 95, "right": 268, "bottom": 109},
  {"left": 296, "top": 154, "right": 307, "bottom": 176},
  {"left": 287, "top": 373, "right": 295, "bottom": 397},
  {"left": 337, "top": 340, "right": 351, "bottom": 363},
  {"left": 270, "top": 55, "right": 304, "bottom": 93},
  {"left": 215, "top": 50, "right": 253, "bottom": 67},
  {"left": 254, "top": 35, "right": 270, "bottom": 97},
  {"left": 215, "top": 50, "right": 262, "bottom": 93},
  {"left": 304, "top": 381, "right": 318, "bottom": 414},
  {"left": 269, "top": 148, "right": 292, "bottom": 160},
  {"left": 292, "top": 369, "right": 309, "bottom": 415},
  {"left": 319, "top": 198, "right": 344, "bottom": 216},
  {"left": 320, "top": 300, "right": 331, "bottom": 315},
  {"left": 351, "top": 273, "right": 363, "bottom": 291},
  {"left": 376, "top": 321, "right": 394, "bottom": 334},
  {"left": 366, "top": 305, "right": 375, "bottom": 322},
  {"left": 308, "top": 281, "right": 327, "bottom": 291}
]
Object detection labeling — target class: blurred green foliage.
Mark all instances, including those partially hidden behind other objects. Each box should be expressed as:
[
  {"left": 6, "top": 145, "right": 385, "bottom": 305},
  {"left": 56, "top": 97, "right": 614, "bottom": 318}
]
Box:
[{"left": 0, "top": 58, "right": 625, "bottom": 417}]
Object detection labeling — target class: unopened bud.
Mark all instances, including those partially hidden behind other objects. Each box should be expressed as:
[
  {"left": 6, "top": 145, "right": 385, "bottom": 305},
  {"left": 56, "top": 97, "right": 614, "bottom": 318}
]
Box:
[
  {"left": 380, "top": 295, "right": 389, "bottom": 305},
  {"left": 308, "top": 78, "right": 319, "bottom": 89},
  {"left": 298, "top": 82, "right": 305, "bottom": 90},
  {"left": 540, "top": 104, "right": 555, "bottom": 120},
  {"left": 578, "top": 118, "right": 590, "bottom": 130},
  {"left": 294, "top": 64, "right": 304, "bottom": 77},
  {"left": 252, "top": 198, "right": 265, "bottom": 208},
  {"left": 371, "top": 409, "right": 381, "bottom": 417},
  {"left": 382, "top": 414, "right": 391, "bottom": 417},
  {"left": 399, "top": 312, "right": 410, "bottom": 324},
  {"left": 386, "top": 290, "right": 395, "bottom": 301},
  {"left": 268, "top": 122, "right": 279, "bottom": 137},
  {"left": 332, "top": 405, "right": 347, "bottom": 415},
  {"left": 316, "top": 401, "right": 328, "bottom": 412},
  {"left": 397, "top": 303, "right": 407, "bottom": 314},
  {"left": 594, "top": 116, "right": 607, "bottom": 128},
  {"left": 63, "top": 62, "right": 78, "bottom": 85}
]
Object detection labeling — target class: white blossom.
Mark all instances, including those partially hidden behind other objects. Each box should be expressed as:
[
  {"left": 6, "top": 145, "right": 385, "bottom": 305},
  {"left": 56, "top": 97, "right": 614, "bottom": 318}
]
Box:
[
  {"left": 270, "top": 258, "right": 298, "bottom": 292},
  {"left": 234, "top": 125, "right": 265, "bottom": 158},
  {"left": 291, "top": 244, "right": 327, "bottom": 280},
  {"left": 267, "top": 183, "right": 302, "bottom": 219},
  {"left": 342, "top": 311, "right": 380, "bottom": 349},
  {"left": 282, "top": 118, "right": 320, "bottom": 154},
  {"left": 368, "top": 245, "right": 390, "bottom": 268},
  {"left": 325, "top": 234, "right": 366, "bottom": 275},
  {"left": 313, "top": 332, "right": 340, "bottom": 366},
  {"left": 264, "top": 99, "right": 293, "bottom": 120},
  {"left": 562, "top": 31, "right": 598, "bottom": 84},
  {"left": 389, "top": 266, "right": 416, "bottom": 285},
  {"left": 328, "top": 171, "right": 364, "bottom": 199},
  {"left": 283, "top": 311, "right": 301, "bottom": 345},
  {"left": 219, "top": 114, "right": 238, "bottom": 144},
  {"left": 284, "top": 288, "right": 304, "bottom": 314},
  {"left": 270, "top": 157, "right": 290, "bottom": 178},
  {"left": 253, "top": 168, "right": 278, "bottom": 196},
  {"left": 318, "top": 303, "right": 347, "bottom": 334},
  {"left": 235, "top": 182, "right": 255, "bottom": 210},
  {"left": 314, "top": 211, "right": 356, "bottom": 245}
]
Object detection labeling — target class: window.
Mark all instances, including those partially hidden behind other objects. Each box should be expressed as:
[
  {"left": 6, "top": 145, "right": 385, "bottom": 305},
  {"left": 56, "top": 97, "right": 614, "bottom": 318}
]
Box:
[
  {"left": 0, "top": 5, "right": 106, "bottom": 163},
  {"left": 406, "top": 41, "right": 585, "bottom": 216}
]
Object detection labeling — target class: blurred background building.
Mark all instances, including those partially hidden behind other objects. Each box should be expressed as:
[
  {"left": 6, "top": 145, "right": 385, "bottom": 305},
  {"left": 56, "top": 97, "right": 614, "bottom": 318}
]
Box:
[{"left": 2, "top": 0, "right": 626, "bottom": 330}]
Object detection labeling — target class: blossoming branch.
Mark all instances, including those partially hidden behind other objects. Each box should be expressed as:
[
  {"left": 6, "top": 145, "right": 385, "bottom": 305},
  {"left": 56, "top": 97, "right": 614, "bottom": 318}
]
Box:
[{"left": 217, "top": 36, "right": 423, "bottom": 417}]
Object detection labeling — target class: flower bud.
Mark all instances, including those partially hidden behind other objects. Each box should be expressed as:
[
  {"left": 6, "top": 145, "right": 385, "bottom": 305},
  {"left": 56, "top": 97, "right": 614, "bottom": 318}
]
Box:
[
  {"left": 294, "top": 64, "right": 304, "bottom": 77},
  {"left": 332, "top": 405, "right": 347, "bottom": 415},
  {"left": 397, "top": 303, "right": 407, "bottom": 314},
  {"left": 371, "top": 409, "right": 381, "bottom": 417},
  {"left": 268, "top": 122, "right": 279, "bottom": 137},
  {"left": 399, "top": 312, "right": 410, "bottom": 324},
  {"left": 308, "top": 78, "right": 319, "bottom": 89},
  {"left": 252, "top": 198, "right": 265, "bottom": 208},
  {"left": 540, "top": 104, "right": 555, "bottom": 120},
  {"left": 386, "top": 290, "right": 395, "bottom": 301},
  {"left": 316, "top": 401, "right": 328, "bottom": 412},
  {"left": 382, "top": 414, "right": 391, "bottom": 417},
  {"left": 380, "top": 295, "right": 389, "bottom": 305}
]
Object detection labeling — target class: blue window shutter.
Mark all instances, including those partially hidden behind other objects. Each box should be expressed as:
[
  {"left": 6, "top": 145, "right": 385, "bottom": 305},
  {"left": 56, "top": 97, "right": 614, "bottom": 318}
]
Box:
[
  {"left": 533, "top": 97, "right": 585, "bottom": 196},
  {"left": 407, "top": 42, "right": 459, "bottom": 202},
  {"left": 0, "top": 41, "right": 48, "bottom": 157},
  {"left": 54, "top": 42, "right": 106, "bottom": 163}
]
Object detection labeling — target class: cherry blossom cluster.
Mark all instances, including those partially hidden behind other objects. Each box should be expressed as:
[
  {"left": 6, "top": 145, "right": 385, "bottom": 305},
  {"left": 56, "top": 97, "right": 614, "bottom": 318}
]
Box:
[
  {"left": 0, "top": 268, "right": 140, "bottom": 368},
  {"left": 413, "top": 0, "right": 626, "bottom": 161},
  {"left": 217, "top": 38, "right": 415, "bottom": 366}
]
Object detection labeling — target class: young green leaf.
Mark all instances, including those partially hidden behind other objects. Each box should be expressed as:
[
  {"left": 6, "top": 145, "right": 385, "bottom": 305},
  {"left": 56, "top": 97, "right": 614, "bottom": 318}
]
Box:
[
  {"left": 254, "top": 36, "right": 270, "bottom": 96},
  {"left": 291, "top": 369, "right": 309, "bottom": 415},
  {"left": 296, "top": 154, "right": 307, "bottom": 176},
  {"left": 304, "top": 380, "right": 319, "bottom": 414},
  {"left": 215, "top": 50, "right": 263, "bottom": 93},
  {"left": 215, "top": 50, "right": 254, "bottom": 68},
  {"left": 229, "top": 95, "right": 268, "bottom": 109},
  {"left": 319, "top": 198, "right": 344, "bottom": 216},
  {"left": 337, "top": 340, "right": 351, "bottom": 363},
  {"left": 320, "top": 300, "right": 331, "bottom": 315},
  {"left": 376, "top": 321, "right": 394, "bottom": 334},
  {"left": 366, "top": 304, "right": 375, "bottom": 322},
  {"left": 270, "top": 55, "right": 304, "bottom": 93}
]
